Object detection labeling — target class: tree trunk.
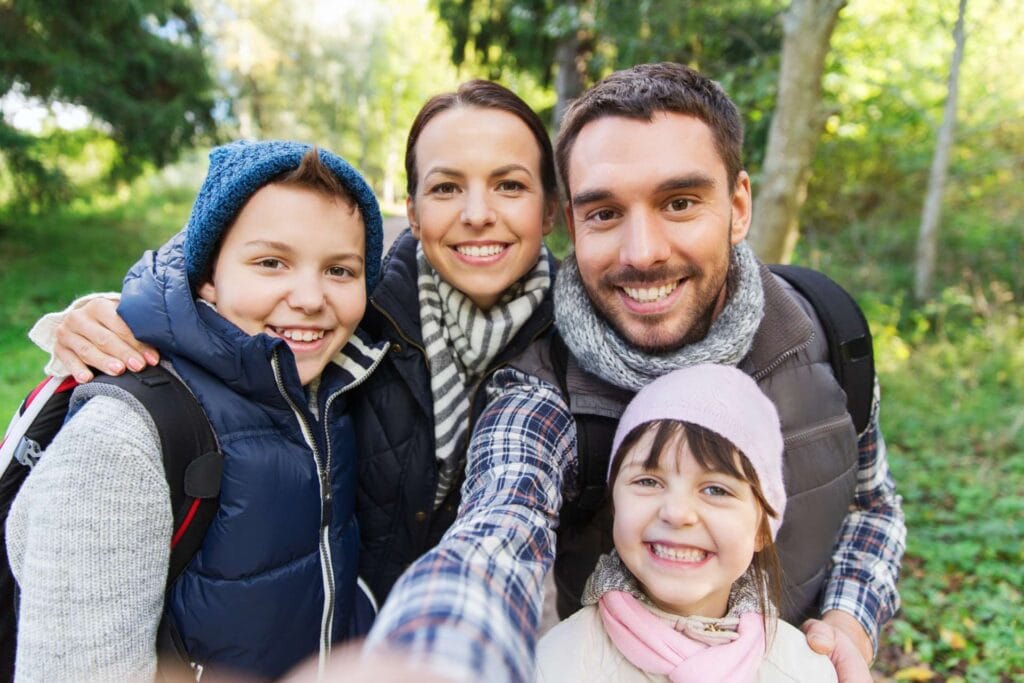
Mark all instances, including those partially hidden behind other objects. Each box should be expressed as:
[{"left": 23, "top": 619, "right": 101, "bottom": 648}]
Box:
[
  {"left": 749, "top": 0, "right": 847, "bottom": 264},
  {"left": 553, "top": 30, "right": 584, "bottom": 131},
  {"left": 914, "top": 0, "right": 968, "bottom": 302}
]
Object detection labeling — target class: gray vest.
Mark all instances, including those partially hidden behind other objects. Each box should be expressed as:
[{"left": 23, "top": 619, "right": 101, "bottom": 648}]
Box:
[{"left": 513, "top": 266, "right": 859, "bottom": 625}]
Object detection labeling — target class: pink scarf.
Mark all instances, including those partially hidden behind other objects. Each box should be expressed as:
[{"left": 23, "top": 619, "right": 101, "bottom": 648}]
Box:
[{"left": 598, "top": 590, "right": 766, "bottom": 682}]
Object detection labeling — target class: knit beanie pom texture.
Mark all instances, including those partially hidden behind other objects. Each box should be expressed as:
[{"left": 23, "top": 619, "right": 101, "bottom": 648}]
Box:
[
  {"left": 184, "top": 140, "right": 383, "bottom": 291},
  {"left": 609, "top": 364, "right": 787, "bottom": 538}
]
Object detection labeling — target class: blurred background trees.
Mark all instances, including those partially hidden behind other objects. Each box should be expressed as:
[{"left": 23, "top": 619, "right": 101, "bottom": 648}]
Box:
[
  {"left": 0, "top": 0, "right": 217, "bottom": 204},
  {"left": 1, "top": 2, "right": 1021, "bottom": 677}
]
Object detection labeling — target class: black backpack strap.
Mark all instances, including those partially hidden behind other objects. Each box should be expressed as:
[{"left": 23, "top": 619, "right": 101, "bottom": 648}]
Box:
[
  {"left": 550, "top": 334, "right": 617, "bottom": 523},
  {"left": 95, "top": 367, "right": 222, "bottom": 673},
  {"left": 93, "top": 366, "right": 222, "bottom": 585},
  {"left": 768, "top": 264, "right": 875, "bottom": 434}
]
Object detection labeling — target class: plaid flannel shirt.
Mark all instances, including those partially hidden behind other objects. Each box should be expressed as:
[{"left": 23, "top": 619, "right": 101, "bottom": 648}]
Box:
[{"left": 367, "top": 370, "right": 904, "bottom": 681}]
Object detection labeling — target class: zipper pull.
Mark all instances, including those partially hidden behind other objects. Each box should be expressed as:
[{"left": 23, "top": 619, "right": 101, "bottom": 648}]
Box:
[{"left": 321, "top": 473, "right": 333, "bottom": 526}]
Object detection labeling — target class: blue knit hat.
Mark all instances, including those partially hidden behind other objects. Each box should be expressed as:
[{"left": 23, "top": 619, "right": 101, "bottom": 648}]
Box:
[{"left": 184, "top": 140, "right": 383, "bottom": 292}]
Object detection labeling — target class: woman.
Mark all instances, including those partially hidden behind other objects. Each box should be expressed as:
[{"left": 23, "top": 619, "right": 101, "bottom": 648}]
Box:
[{"left": 31, "top": 79, "right": 560, "bottom": 608}]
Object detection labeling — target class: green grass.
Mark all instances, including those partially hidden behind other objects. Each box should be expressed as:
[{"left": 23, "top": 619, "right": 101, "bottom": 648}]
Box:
[
  {"left": 871, "top": 302, "right": 1023, "bottom": 681},
  {"left": 2, "top": 185, "right": 1022, "bottom": 680},
  {"left": 0, "top": 180, "right": 194, "bottom": 416}
]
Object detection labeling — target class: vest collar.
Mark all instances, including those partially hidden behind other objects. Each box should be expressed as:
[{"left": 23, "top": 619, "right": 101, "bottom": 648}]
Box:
[{"left": 739, "top": 265, "right": 815, "bottom": 381}]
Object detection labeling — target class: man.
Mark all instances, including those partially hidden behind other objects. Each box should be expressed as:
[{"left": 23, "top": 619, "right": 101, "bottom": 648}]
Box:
[{"left": 367, "top": 63, "right": 904, "bottom": 683}]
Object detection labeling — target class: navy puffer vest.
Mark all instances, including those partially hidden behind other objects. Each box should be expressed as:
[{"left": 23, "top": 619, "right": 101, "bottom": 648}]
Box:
[{"left": 118, "top": 233, "right": 385, "bottom": 679}]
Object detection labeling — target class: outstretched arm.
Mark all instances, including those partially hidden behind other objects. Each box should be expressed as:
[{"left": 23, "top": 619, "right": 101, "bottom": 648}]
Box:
[
  {"left": 29, "top": 294, "right": 159, "bottom": 381},
  {"left": 365, "top": 368, "right": 576, "bottom": 683}
]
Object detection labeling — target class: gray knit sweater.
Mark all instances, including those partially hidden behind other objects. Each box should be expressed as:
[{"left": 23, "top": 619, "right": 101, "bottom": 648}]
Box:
[{"left": 6, "top": 388, "right": 170, "bottom": 682}]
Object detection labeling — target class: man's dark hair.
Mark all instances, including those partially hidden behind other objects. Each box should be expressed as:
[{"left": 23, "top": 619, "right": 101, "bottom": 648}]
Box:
[
  {"left": 555, "top": 62, "right": 745, "bottom": 199},
  {"left": 405, "top": 79, "right": 557, "bottom": 201}
]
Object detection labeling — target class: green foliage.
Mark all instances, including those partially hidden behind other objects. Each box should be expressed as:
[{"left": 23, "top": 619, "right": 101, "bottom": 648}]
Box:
[
  {"left": 196, "top": 0, "right": 459, "bottom": 204},
  {"left": 870, "top": 295, "right": 1023, "bottom": 679},
  {"left": 433, "top": 0, "right": 784, "bottom": 166},
  {"left": 791, "top": 206, "right": 1023, "bottom": 678},
  {"left": 0, "top": 172, "right": 195, "bottom": 415},
  {"left": 0, "top": 0, "right": 216, "bottom": 204},
  {"left": 805, "top": 0, "right": 1023, "bottom": 264}
]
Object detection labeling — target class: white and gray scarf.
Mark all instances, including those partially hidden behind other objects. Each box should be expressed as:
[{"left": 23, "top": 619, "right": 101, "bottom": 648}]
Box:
[
  {"left": 553, "top": 242, "right": 765, "bottom": 392},
  {"left": 417, "top": 243, "right": 551, "bottom": 506}
]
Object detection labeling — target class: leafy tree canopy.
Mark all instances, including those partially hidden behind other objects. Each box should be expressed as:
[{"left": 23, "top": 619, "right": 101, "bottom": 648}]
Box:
[
  {"left": 433, "top": 0, "right": 784, "bottom": 164},
  {"left": 0, "top": 0, "right": 217, "bottom": 201}
]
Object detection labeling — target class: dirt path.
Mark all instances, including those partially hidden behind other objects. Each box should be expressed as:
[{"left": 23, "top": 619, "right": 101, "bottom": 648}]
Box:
[{"left": 383, "top": 215, "right": 408, "bottom": 249}]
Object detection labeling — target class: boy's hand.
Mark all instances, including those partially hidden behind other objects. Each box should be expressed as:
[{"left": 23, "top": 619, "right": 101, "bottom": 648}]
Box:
[
  {"left": 802, "top": 611, "right": 873, "bottom": 682},
  {"left": 55, "top": 298, "right": 160, "bottom": 382}
]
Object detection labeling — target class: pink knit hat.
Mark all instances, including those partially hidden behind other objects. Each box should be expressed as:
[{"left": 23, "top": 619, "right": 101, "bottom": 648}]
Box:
[{"left": 609, "top": 364, "right": 787, "bottom": 538}]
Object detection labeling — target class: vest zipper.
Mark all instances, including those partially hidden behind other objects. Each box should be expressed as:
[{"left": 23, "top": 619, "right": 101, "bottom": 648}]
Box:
[
  {"left": 270, "top": 350, "right": 335, "bottom": 680},
  {"left": 271, "top": 343, "right": 389, "bottom": 677},
  {"left": 750, "top": 332, "right": 815, "bottom": 382}
]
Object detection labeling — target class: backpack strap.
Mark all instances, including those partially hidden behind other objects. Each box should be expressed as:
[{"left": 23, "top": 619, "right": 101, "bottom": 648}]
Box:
[
  {"left": 768, "top": 264, "right": 875, "bottom": 434},
  {"left": 94, "top": 367, "right": 223, "bottom": 674},
  {"left": 550, "top": 334, "right": 617, "bottom": 523},
  {"left": 1, "top": 366, "right": 221, "bottom": 677},
  {"left": 92, "top": 366, "right": 223, "bottom": 585}
]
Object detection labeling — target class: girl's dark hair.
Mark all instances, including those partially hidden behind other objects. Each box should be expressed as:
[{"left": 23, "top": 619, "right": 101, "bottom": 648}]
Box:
[
  {"left": 404, "top": 79, "right": 557, "bottom": 201},
  {"left": 610, "top": 419, "right": 783, "bottom": 626}
]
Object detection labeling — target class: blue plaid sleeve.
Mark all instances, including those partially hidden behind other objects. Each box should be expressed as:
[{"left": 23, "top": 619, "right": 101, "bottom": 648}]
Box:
[
  {"left": 364, "top": 368, "right": 576, "bottom": 683},
  {"left": 821, "top": 380, "right": 906, "bottom": 653}
]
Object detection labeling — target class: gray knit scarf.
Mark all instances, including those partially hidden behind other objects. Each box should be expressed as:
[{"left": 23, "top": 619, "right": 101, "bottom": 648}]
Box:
[
  {"left": 417, "top": 244, "right": 551, "bottom": 506},
  {"left": 553, "top": 242, "right": 764, "bottom": 391},
  {"left": 582, "top": 549, "right": 771, "bottom": 645}
]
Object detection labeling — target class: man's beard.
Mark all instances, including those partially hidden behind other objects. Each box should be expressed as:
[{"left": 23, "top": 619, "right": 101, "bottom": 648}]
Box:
[{"left": 588, "top": 238, "right": 734, "bottom": 355}]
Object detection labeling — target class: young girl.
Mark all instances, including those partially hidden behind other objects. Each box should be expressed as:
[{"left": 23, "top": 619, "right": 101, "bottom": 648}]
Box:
[{"left": 535, "top": 364, "right": 837, "bottom": 682}]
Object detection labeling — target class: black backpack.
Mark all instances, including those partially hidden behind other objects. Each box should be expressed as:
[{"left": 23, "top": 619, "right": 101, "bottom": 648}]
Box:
[
  {"left": 0, "top": 365, "right": 224, "bottom": 682},
  {"left": 554, "top": 263, "right": 876, "bottom": 526}
]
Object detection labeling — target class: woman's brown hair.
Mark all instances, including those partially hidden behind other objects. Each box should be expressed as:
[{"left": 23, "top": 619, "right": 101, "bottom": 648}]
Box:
[{"left": 404, "top": 79, "right": 557, "bottom": 202}]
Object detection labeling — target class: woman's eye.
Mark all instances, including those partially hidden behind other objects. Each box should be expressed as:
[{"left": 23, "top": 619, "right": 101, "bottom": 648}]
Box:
[
  {"left": 497, "top": 179, "right": 525, "bottom": 192},
  {"left": 256, "top": 258, "right": 284, "bottom": 269},
  {"left": 430, "top": 182, "right": 459, "bottom": 195},
  {"left": 633, "top": 476, "right": 661, "bottom": 488},
  {"left": 327, "top": 265, "right": 353, "bottom": 278}
]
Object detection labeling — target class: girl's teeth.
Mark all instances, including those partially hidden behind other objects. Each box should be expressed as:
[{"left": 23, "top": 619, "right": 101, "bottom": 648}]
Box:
[
  {"left": 623, "top": 281, "right": 679, "bottom": 303},
  {"left": 456, "top": 244, "right": 505, "bottom": 257},
  {"left": 280, "top": 329, "right": 325, "bottom": 342},
  {"left": 651, "top": 544, "right": 707, "bottom": 562}
]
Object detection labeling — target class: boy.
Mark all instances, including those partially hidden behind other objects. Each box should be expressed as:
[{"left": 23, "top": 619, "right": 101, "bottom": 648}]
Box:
[{"left": 6, "top": 141, "right": 388, "bottom": 681}]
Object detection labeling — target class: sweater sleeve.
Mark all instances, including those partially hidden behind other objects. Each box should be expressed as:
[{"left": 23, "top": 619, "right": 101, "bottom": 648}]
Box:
[
  {"left": 5, "top": 395, "right": 171, "bottom": 682},
  {"left": 27, "top": 291, "right": 121, "bottom": 376}
]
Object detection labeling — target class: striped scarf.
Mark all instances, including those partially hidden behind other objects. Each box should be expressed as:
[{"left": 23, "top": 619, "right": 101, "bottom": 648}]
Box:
[{"left": 417, "top": 244, "right": 551, "bottom": 507}]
